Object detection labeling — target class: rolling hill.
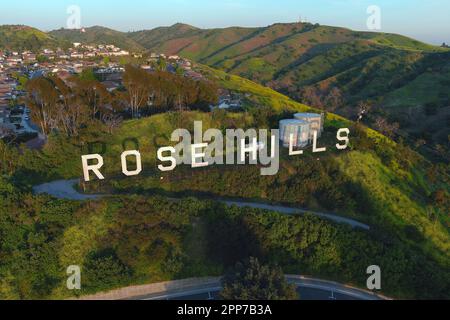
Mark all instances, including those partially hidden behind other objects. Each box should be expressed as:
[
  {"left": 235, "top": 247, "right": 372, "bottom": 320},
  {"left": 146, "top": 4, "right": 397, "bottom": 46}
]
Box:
[
  {"left": 2, "top": 22, "right": 449, "bottom": 158},
  {"left": 0, "top": 25, "right": 67, "bottom": 51},
  {"left": 52, "top": 22, "right": 446, "bottom": 153},
  {"left": 10, "top": 23, "right": 449, "bottom": 119},
  {"left": 128, "top": 22, "right": 449, "bottom": 108},
  {"left": 0, "top": 58, "right": 448, "bottom": 299},
  {"left": 49, "top": 26, "right": 144, "bottom": 52},
  {"left": 13, "top": 63, "right": 449, "bottom": 266},
  {"left": 127, "top": 22, "right": 450, "bottom": 160}
]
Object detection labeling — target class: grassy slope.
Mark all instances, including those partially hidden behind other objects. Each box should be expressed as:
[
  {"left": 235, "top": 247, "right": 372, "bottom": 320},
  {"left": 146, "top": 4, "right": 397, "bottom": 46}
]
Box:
[
  {"left": 109, "top": 114, "right": 448, "bottom": 262},
  {"left": 10, "top": 22, "right": 449, "bottom": 108},
  {"left": 369, "top": 33, "right": 444, "bottom": 52},
  {"left": 336, "top": 152, "right": 448, "bottom": 263},
  {"left": 58, "top": 68, "right": 443, "bottom": 265},
  {"left": 129, "top": 23, "right": 258, "bottom": 59},
  {"left": 0, "top": 25, "right": 66, "bottom": 51},
  {"left": 384, "top": 60, "right": 450, "bottom": 107},
  {"left": 196, "top": 63, "right": 389, "bottom": 143},
  {"left": 129, "top": 22, "right": 450, "bottom": 109},
  {"left": 11, "top": 65, "right": 448, "bottom": 297},
  {"left": 49, "top": 26, "right": 144, "bottom": 52}
]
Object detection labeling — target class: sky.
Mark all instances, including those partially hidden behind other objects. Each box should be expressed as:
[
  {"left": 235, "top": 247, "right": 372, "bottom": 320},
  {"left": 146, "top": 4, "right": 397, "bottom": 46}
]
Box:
[{"left": 1, "top": 0, "right": 449, "bottom": 44}]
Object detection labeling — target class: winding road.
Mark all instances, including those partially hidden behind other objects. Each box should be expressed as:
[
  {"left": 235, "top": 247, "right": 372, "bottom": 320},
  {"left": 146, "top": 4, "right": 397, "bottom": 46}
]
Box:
[
  {"left": 33, "top": 179, "right": 370, "bottom": 230},
  {"left": 33, "top": 179, "right": 101, "bottom": 201},
  {"left": 34, "top": 181, "right": 380, "bottom": 300},
  {"left": 77, "top": 276, "right": 387, "bottom": 300}
]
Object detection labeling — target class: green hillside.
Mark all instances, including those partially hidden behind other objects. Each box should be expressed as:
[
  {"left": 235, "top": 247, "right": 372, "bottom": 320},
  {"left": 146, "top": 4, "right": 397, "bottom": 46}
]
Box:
[
  {"left": 11, "top": 22, "right": 448, "bottom": 118},
  {"left": 1, "top": 64, "right": 448, "bottom": 299},
  {"left": 128, "top": 23, "right": 204, "bottom": 50},
  {"left": 43, "top": 22, "right": 449, "bottom": 117},
  {"left": 132, "top": 23, "right": 449, "bottom": 106},
  {"left": 49, "top": 26, "right": 144, "bottom": 52},
  {"left": 127, "top": 22, "right": 450, "bottom": 160},
  {"left": 0, "top": 24, "right": 448, "bottom": 299},
  {"left": 9, "top": 66, "right": 449, "bottom": 264},
  {"left": 97, "top": 70, "right": 449, "bottom": 265},
  {"left": 0, "top": 25, "right": 67, "bottom": 51}
]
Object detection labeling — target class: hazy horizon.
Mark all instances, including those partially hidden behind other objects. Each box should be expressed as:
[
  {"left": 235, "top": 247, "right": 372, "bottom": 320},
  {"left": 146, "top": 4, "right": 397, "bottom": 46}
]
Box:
[{"left": 1, "top": 0, "right": 449, "bottom": 45}]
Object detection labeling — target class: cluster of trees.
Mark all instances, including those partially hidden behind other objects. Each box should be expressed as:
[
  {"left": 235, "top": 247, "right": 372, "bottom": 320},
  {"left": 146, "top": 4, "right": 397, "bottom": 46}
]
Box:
[
  {"left": 0, "top": 189, "right": 448, "bottom": 299},
  {"left": 297, "top": 86, "right": 344, "bottom": 112},
  {"left": 0, "top": 26, "right": 65, "bottom": 52},
  {"left": 26, "top": 71, "right": 121, "bottom": 137},
  {"left": 373, "top": 116, "right": 400, "bottom": 139},
  {"left": 206, "top": 205, "right": 449, "bottom": 299},
  {"left": 152, "top": 157, "right": 352, "bottom": 213},
  {"left": 220, "top": 257, "right": 298, "bottom": 300},
  {"left": 25, "top": 65, "right": 218, "bottom": 138},
  {"left": 1, "top": 96, "right": 447, "bottom": 299},
  {"left": 123, "top": 65, "right": 218, "bottom": 117},
  {"left": 0, "top": 192, "right": 194, "bottom": 298}
]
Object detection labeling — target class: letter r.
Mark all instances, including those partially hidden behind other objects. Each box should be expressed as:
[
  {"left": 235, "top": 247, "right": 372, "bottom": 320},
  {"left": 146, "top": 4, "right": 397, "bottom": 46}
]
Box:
[{"left": 81, "top": 154, "right": 105, "bottom": 182}]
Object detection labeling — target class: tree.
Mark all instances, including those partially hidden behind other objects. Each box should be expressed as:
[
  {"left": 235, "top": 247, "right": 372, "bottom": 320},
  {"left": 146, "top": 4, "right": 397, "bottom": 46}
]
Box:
[
  {"left": 78, "top": 68, "right": 98, "bottom": 82},
  {"left": 0, "top": 271, "right": 20, "bottom": 299},
  {"left": 324, "top": 87, "right": 343, "bottom": 111},
  {"left": 357, "top": 102, "right": 372, "bottom": 122},
  {"left": 83, "top": 249, "right": 131, "bottom": 292},
  {"left": 374, "top": 116, "right": 399, "bottom": 138},
  {"left": 0, "top": 139, "right": 19, "bottom": 175},
  {"left": 300, "top": 86, "right": 323, "bottom": 108},
  {"left": 175, "top": 64, "right": 184, "bottom": 76},
  {"left": 0, "top": 125, "right": 16, "bottom": 142},
  {"left": 220, "top": 257, "right": 299, "bottom": 300},
  {"left": 157, "top": 58, "right": 167, "bottom": 72},
  {"left": 414, "top": 139, "right": 426, "bottom": 149},
  {"left": 102, "top": 113, "right": 123, "bottom": 134},
  {"left": 71, "top": 76, "right": 110, "bottom": 120},
  {"left": 11, "top": 72, "right": 28, "bottom": 90},
  {"left": 431, "top": 189, "right": 448, "bottom": 211},
  {"left": 26, "top": 77, "right": 59, "bottom": 136},
  {"left": 123, "top": 65, "right": 151, "bottom": 118},
  {"left": 49, "top": 75, "right": 87, "bottom": 137}
]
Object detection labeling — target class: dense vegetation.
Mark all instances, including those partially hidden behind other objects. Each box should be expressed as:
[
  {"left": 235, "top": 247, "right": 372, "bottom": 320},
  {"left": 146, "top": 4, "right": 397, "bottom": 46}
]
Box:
[
  {"left": 220, "top": 258, "right": 298, "bottom": 300},
  {"left": 79, "top": 110, "right": 448, "bottom": 266},
  {"left": 24, "top": 66, "right": 217, "bottom": 137},
  {"left": 0, "top": 59, "right": 448, "bottom": 299},
  {"left": 0, "top": 184, "right": 448, "bottom": 299},
  {"left": 1, "top": 110, "right": 447, "bottom": 299}
]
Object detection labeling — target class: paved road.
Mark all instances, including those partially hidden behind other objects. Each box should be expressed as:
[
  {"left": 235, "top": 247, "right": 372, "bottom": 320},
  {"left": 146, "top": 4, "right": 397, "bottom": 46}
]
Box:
[
  {"left": 33, "top": 179, "right": 370, "bottom": 230},
  {"left": 223, "top": 201, "right": 369, "bottom": 230},
  {"left": 33, "top": 179, "right": 100, "bottom": 201},
  {"left": 138, "top": 276, "right": 384, "bottom": 301}
]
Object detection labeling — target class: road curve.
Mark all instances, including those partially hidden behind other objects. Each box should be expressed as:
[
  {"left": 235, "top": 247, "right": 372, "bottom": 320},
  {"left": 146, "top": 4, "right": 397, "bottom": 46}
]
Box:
[
  {"left": 33, "top": 179, "right": 100, "bottom": 201},
  {"left": 286, "top": 275, "right": 388, "bottom": 300},
  {"left": 140, "top": 276, "right": 385, "bottom": 301},
  {"left": 33, "top": 179, "right": 370, "bottom": 230},
  {"left": 223, "top": 201, "right": 369, "bottom": 230},
  {"left": 76, "top": 276, "right": 388, "bottom": 300},
  {"left": 137, "top": 276, "right": 387, "bottom": 300}
]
